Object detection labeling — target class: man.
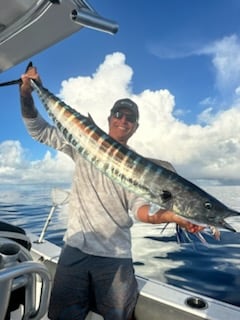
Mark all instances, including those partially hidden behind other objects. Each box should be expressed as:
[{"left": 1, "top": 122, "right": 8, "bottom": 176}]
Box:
[{"left": 20, "top": 67, "right": 203, "bottom": 320}]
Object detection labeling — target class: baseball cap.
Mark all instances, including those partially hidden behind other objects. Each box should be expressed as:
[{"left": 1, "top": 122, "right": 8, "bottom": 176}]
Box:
[{"left": 110, "top": 98, "right": 139, "bottom": 120}]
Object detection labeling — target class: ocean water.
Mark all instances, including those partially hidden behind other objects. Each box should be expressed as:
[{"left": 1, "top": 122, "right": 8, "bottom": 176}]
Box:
[{"left": 0, "top": 183, "right": 240, "bottom": 307}]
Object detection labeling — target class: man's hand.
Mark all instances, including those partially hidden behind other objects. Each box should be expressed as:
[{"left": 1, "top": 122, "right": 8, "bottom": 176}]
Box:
[
  {"left": 173, "top": 215, "right": 205, "bottom": 233},
  {"left": 20, "top": 66, "right": 41, "bottom": 97},
  {"left": 20, "top": 65, "right": 40, "bottom": 118}
]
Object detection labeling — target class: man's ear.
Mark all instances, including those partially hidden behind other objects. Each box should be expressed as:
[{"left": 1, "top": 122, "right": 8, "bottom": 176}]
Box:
[{"left": 134, "top": 122, "right": 139, "bottom": 132}]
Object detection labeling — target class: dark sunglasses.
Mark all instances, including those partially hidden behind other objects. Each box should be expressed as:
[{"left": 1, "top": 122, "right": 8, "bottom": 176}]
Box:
[{"left": 113, "top": 111, "right": 137, "bottom": 123}]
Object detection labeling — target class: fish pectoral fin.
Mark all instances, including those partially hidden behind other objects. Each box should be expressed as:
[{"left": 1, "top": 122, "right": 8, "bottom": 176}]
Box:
[
  {"left": 159, "top": 190, "right": 173, "bottom": 209},
  {"left": 148, "top": 190, "right": 174, "bottom": 216},
  {"left": 160, "top": 190, "right": 172, "bottom": 202}
]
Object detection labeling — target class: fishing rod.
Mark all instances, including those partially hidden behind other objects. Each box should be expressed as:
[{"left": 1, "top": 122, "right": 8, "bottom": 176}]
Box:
[
  {"left": 0, "top": 79, "right": 22, "bottom": 87},
  {"left": 0, "top": 61, "right": 33, "bottom": 87}
]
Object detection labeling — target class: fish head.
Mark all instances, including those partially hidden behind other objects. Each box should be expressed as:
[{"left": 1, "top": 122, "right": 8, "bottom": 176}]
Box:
[
  {"left": 170, "top": 186, "right": 239, "bottom": 232},
  {"left": 155, "top": 173, "right": 240, "bottom": 232}
]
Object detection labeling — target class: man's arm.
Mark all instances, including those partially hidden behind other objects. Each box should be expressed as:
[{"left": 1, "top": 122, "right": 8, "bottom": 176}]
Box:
[
  {"left": 136, "top": 205, "right": 204, "bottom": 233},
  {"left": 20, "top": 94, "right": 38, "bottom": 118},
  {"left": 19, "top": 66, "right": 76, "bottom": 159}
]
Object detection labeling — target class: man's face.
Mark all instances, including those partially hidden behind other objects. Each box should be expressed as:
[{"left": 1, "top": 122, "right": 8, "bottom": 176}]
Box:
[{"left": 108, "top": 107, "right": 138, "bottom": 144}]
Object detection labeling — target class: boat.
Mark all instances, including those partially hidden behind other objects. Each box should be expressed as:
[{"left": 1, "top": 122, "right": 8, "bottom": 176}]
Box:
[
  {"left": 1, "top": 215, "right": 240, "bottom": 320},
  {"left": 0, "top": 1, "right": 240, "bottom": 319},
  {"left": 0, "top": 0, "right": 118, "bottom": 73}
]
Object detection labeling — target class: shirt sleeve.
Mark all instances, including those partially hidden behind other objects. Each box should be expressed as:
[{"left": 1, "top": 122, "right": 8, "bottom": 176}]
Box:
[
  {"left": 23, "top": 113, "right": 75, "bottom": 159},
  {"left": 130, "top": 196, "right": 149, "bottom": 221}
]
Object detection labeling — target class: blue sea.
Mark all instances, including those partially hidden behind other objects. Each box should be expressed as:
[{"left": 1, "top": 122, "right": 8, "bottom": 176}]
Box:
[{"left": 0, "top": 183, "right": 240, "bottom": 307}]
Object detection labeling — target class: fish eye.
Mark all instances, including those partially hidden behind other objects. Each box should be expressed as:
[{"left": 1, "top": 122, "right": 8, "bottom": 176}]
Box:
[{"left": 204, "top": 201, "right": 212, "bottom": 210}]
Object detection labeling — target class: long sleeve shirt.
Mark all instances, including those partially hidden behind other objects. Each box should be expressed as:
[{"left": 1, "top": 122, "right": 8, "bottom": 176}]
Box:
[{"left": 23, "top": 113, "right": 148, "bottom": 258}]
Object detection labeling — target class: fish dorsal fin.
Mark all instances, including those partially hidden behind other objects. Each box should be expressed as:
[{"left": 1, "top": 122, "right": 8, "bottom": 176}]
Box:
[{"left": 88, "top": 113, "right": 97, "bottom": 125}]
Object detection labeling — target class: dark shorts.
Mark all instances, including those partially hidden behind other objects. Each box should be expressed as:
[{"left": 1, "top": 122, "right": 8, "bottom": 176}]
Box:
[{"left": 48, "top": 245, "right": 138, "bottom": 320}]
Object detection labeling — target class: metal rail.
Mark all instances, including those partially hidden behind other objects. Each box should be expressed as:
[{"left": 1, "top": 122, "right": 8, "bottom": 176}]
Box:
[{"left": 0, "top": 238, "right": 51, "bottom": 320}]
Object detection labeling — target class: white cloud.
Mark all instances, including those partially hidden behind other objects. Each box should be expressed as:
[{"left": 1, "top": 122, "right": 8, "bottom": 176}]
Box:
[
  {"left": 147, "top": 40, "right": 199, "bottom": 59},
  {"left": 149, "top": 34, "right": 240, "bottom": 102},
  {"left": 0, "top": 140, "right": 25, "bottom": 168},
  {"left": 0, "top": 140, "right": 74, "bottom": 184},
  {"left": 59, "top": 52, "right": 133, "bottom": 132},
  {"left": 202, "top": 34, "right": 240, "bottom": 93},
  {"left": 1, "top": 51, "right": 240, "bottom": 185},
  {"left": 59, "top": 52, "right": 240, "bottom": 184},
  {"left": 197, "top": 107, "right": 214, "bottom": 124}
]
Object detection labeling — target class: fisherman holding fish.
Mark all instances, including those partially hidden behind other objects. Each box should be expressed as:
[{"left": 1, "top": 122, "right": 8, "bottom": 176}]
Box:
[{"left": 20, "top": 66, "right": 204, "bottom": 320}]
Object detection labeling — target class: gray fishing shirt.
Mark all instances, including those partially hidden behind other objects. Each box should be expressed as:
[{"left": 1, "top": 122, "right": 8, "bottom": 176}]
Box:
[{"left": 23, "top": 113, "right": 148, "bottom": 258}]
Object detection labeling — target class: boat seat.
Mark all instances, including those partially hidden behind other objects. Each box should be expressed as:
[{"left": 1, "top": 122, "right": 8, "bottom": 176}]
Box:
[{"left": 0, "top": 221, "right": 31, "bottom": 250}]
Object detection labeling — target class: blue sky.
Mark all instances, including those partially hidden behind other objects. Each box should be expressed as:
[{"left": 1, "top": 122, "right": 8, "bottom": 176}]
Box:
[{"left": 1, "top": 0, "right": 240, "bottom": 186}]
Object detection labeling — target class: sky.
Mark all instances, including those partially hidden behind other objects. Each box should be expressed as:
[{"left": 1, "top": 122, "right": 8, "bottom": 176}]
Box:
[{"left": 1, "top": 0, "right": 240, "bottom": 187}]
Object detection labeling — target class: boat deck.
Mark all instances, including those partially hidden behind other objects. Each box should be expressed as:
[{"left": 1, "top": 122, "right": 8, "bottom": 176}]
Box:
[{"left": 19, "top": 233, "right": 240, "bottom": 320}]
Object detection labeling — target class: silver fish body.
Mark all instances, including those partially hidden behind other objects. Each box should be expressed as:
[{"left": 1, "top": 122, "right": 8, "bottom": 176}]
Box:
[{"left": 30, "top": 80, "right": 239, "bottom": 232}]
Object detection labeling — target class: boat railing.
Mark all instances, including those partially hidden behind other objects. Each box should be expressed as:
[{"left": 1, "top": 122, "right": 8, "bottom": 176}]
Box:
[{"left": 0, "top": 238, "right": 51, "bottom": 320}]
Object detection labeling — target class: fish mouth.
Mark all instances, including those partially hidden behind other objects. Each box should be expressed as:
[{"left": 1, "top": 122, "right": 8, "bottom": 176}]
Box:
[
  {"left": 221, "top": 208, "right": 240, "bottom": 232},
  {"left": 221, "top": 220, "right": 236, "bottom": 232}
]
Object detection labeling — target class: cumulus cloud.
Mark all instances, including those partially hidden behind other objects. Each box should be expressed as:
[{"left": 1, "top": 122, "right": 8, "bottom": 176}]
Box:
[
  {"left": 0, "top": 140, "right": 74, "bottom": 184},
  {"left": 1, "top": 49, "right": 240, "bottom": 185},
  {"left": 59, "top": 52, "right": 133, "bottom": 132},
  {"left": 59, "top": 51, "right": 240, "bottom": 184}
]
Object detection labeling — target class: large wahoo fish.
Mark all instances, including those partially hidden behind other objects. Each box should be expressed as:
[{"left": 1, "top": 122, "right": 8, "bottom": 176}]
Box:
[{"left": 30, "top": 79, "right": 239, "bottom": 232}]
